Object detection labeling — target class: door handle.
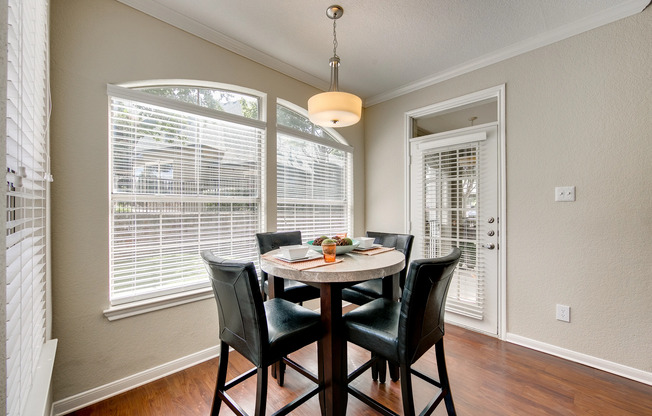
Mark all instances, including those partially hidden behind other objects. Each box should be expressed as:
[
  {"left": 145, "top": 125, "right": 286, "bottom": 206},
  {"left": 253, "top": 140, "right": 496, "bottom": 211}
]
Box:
[{"left": 483, "top": 243, "right": 495, "bottom": 250}]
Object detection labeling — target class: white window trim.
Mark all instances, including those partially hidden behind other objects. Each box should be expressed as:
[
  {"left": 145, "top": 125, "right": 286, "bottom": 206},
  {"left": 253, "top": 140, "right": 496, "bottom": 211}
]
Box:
[
  {"left": 103, "top": 287, "right": 214, "bottom": 321},
  {"left": 106, "top": 82, "right": 267, "bottom": 312}
]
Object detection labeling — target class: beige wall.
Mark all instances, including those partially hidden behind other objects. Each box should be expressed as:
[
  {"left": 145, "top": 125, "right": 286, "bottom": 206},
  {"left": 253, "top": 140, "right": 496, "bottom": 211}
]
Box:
[
  {"left": 49, "top": 0, "right": 364, "bottom": 401},
  {"left": 365, "top": 9, "right": 652, "bottom": 372}
]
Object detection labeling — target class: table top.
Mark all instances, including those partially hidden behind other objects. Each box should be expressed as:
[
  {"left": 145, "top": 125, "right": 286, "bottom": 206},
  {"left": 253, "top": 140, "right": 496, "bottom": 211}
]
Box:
[{"left": 260, "top": 249, "right": 405, "bottom": 284}]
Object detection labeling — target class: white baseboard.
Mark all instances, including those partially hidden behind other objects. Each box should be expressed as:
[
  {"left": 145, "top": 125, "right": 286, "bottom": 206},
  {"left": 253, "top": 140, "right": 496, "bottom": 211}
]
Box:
[
  {"left": 506, "top": 333, "right": 652, "bottom": 386},
  {"left": 51, "top": 345, "right": 221, "bottom": 416}
]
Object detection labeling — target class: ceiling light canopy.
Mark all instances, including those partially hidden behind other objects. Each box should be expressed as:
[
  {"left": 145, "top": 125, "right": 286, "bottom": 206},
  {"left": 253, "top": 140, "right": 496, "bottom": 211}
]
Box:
[{"left": 308, "top": 5, "right": 361, "bottom": 128}]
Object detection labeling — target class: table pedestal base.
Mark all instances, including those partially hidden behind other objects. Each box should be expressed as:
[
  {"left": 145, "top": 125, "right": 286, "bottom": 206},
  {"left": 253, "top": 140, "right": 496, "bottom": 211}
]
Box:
[{"left": 318, "top": 283, "right": 348, "bottom": 416}]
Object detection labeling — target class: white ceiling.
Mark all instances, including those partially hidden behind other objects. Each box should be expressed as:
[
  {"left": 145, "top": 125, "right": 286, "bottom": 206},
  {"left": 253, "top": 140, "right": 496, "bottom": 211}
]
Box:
[{"left": 118, "top": 0, "right": 649, "bottom": 106}]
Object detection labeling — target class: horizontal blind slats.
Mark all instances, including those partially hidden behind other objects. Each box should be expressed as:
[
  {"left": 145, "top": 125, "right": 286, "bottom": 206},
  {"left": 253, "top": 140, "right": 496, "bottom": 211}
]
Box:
[
  {"left": 6, "top": 0, "right": 50, "bottom": 414},
  {"left": 276, "top": 121, "right": 353, "bottom": 240},
  {"left": 109, "top": 91, "right": 264, "bottom": 304},
  {"left": 418, "top": 143, "right": 485, "bottom": 320}
]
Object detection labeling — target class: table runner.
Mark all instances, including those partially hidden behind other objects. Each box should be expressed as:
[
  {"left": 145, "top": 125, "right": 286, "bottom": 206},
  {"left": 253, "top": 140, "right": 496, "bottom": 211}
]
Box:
[
  {"left": 352, "top": 246, "right": 395, "bottom": 256},
  {"left": 262, "top": 254, "right": 343, "bottom": 270}
]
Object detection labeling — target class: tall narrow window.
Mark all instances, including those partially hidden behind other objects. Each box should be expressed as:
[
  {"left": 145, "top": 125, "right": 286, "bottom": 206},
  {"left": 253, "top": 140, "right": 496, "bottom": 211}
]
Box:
[
  {"left": 5, "top": 0, "right": 51, "bottom": 414},
  {"left": 108, "top": 84, "right": 265, "bottom": 305},
  {"left": 276, "top": 102, "right": 353, "bottom": 241}
]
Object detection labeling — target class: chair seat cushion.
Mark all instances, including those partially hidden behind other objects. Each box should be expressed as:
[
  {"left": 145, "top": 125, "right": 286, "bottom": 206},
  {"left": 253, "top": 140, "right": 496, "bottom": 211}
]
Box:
[
  {"left": 349, "top": 278, "right": 383, "bottom": 297},
  {"left": 263, "top": 278, "right": 321, "bottom": 303},
  {"left": 264, "top": 298, "right": 322, "bottom": 362},
  {"left": 343, "top": 298, "right": 400, "bottom": 362},
  {"left": 342, "top": 278, "right": 383, "bottom": 305}
]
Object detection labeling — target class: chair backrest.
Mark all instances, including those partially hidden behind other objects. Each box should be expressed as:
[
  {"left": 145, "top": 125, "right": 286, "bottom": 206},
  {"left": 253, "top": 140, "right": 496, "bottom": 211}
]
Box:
[
  {"left": 255, "top": 231, "right": 303, "bottom": 287},
  {"left": 201, "top": 250, "right": 267, "bottom": 366},
  {"left": 397, "top": 248, "right": 461, "bottom": 365},
  {"left": 366, "top": 231, "right": 414, "bottom": 288},
  {"left": 255, "top": 231, "right": 302, "bottom": 255}
]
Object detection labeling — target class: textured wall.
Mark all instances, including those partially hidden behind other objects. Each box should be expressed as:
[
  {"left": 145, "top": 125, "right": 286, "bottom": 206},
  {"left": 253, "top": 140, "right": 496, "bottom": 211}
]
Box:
[
  {"left": 49, "top": 0, "right": 364, "bottom": 401},
  {"left": 365, "top": 8, "right": 652, "bottom": 371}
]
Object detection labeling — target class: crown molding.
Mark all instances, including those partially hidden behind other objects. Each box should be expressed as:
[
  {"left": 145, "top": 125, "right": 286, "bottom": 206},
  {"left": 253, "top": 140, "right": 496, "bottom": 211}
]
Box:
[
  {"left": 364, "top": 0, "right": 650, "bottom": 106},
  {"left": 116, "top": 0, "right": 329, "bottom": 91}
]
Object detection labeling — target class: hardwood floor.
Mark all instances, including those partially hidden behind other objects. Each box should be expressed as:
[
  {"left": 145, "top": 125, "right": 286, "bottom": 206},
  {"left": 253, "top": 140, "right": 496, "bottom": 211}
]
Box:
[{"left": 67, "top": 324, "right": 652, "bottom": 415}]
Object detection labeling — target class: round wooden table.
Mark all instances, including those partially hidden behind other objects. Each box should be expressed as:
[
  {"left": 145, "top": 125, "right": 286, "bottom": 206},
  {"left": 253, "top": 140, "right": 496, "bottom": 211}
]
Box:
[{"left": 261, "top": 249, "right": 405, "bottom": 416}]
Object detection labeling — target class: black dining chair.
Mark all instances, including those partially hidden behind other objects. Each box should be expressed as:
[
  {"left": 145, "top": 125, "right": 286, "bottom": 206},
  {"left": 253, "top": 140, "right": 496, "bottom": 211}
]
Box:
[
  {"left": 201, "top": 251, "right": 323, "bottom": 416},
  {"left": 343, "top": 248, "right": 461, "bottom": 416},
  {"left": 342, "top": 231, "right": 414, "bottom": 305},
  {"left": 255, "top": 231, "right": 321, "bottom": 304},
  {"left": 255, "top": 231, "right": 322, "bottom": 383},
  {"left": 342, "top": 231, "right": 414, "bottom": 381}
]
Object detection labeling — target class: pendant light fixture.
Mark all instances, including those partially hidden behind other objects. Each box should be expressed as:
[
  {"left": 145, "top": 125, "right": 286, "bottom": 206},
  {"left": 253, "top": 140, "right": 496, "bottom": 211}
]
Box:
[{"left": 308, "top": 5, "right": 362, "bottom": 128}]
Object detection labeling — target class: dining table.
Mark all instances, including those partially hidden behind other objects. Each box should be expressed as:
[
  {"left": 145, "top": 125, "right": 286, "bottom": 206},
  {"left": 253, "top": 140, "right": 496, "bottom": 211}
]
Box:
[{"left": 260, "top": 247, "right": 405, "bottom": 416}]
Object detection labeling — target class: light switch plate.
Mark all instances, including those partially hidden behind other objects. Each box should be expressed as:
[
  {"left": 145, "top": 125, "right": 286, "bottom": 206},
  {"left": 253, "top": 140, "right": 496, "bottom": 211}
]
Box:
[{"left": 555, "top": 186, "right": 575, "bottom": 202}]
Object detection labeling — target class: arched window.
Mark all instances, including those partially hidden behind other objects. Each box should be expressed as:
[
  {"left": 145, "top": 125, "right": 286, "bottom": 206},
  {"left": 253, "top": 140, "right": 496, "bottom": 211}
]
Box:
[
  {"left": 276, "top": 100, "right": 353, "bottom": 241},
  {"left": 107, "top": 82, "right": 266, "bottom": 304}
]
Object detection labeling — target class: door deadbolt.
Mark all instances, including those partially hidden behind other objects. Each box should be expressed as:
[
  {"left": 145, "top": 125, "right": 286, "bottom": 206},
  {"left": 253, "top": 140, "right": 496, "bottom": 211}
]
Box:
[
  {"left": 487, "top": 217, "right": 495, "bottom": 224},
  {"left": 487, "top": 230, "right": 495, "bottom": 237}
]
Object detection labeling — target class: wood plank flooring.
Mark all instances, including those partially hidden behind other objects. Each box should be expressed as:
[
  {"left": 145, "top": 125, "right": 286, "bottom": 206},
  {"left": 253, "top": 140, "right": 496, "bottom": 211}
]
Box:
[{"left": 66, "top": 324, "right": 652, "bottom": 415}]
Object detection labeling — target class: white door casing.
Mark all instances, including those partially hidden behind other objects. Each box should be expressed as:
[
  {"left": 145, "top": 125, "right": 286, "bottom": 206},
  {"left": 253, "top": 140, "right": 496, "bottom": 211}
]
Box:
[{"left": 405, "top": 85, "right": 506, "bottom": 338}]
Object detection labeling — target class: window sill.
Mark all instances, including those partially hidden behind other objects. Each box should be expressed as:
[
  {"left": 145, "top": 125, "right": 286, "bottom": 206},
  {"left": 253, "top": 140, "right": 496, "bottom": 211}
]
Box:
[{"left": 103, "top": 288, "right": 214, "bottom": 321}]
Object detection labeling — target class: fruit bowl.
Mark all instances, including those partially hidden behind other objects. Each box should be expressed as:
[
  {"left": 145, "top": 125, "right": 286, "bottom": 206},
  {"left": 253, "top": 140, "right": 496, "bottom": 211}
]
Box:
[{"left": 307, "top": 239, "right": 360, "bottom": 255}]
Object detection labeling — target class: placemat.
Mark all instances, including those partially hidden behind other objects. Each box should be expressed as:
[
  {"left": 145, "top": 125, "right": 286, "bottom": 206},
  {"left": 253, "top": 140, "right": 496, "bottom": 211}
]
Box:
[
  {"left": 262, "top": 254, "right": 343, "bottom": 270},
  {"left": 352, "top": 246, "right": 395, "bottom": 256}
]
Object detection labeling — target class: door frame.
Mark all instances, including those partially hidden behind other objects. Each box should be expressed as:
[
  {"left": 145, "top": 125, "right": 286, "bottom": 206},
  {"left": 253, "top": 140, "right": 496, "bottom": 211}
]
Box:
[{"left": 404, "top": 84, "right": 507, "bottom": 339}]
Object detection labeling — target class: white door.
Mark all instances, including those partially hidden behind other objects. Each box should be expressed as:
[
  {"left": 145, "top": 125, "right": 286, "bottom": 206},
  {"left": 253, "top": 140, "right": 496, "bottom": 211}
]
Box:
[{"left": 410, "top": 123, "right": 499, "bottom": 335}]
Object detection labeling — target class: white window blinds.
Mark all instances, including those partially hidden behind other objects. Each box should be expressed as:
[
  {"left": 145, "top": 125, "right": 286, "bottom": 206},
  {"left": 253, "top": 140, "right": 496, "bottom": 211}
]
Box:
[
  {"left": 276, "top": 104, "right": 353, "bottom": 241},
  {"left": 108, "top": 86, "right": 265, "bottom": 304},
  {"left": 5, "top": 0, "right": 50, "bottom": 414},
  {"left": 414, "top": 142, "right": 486, "bottom": 319}
]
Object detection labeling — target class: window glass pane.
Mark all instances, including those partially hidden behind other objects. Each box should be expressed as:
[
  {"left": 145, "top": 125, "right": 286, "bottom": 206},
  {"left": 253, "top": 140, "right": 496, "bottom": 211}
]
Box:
[
  {"left": 138, "top": 87, "right": 199, "bottom": 106},
  {"left": 277, "top": 104, "right": 335, "bottom": 140},
  {"left": 277, "top": 105, "right": 313, "bottom": 134},
  {"left": 138, "top": 86, "right": 260, "bottom": 119}
]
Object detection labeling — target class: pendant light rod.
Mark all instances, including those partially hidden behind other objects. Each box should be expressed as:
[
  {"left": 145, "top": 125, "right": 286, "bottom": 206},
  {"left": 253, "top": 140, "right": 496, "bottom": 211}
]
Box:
[{"left": 327, "top": 5, "right": 342, "bottom": 92}]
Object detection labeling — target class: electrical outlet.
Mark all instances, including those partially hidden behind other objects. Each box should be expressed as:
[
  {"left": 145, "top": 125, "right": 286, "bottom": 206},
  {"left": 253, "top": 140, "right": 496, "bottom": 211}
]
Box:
[
  {"left": 556, "top": 304, "right": 570, "bottom": 322},
  {"left": 555, "top": 186, "right": 576, "bottom": 202}
]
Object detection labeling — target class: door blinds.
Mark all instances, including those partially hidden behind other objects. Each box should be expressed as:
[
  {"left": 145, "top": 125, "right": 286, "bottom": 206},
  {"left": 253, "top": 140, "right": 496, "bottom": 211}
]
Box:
[
  {"left": 417, "top": 143, "right": 485, "bottom": 319},
  {"left": 276, "top": 106, "right": 353, "bottom": 241},
  {"left": 108, "top": 87, "right": 265, "bottom": 304},
  {"left": 5, "top": 0, "right": 50, "bottom": 414}
]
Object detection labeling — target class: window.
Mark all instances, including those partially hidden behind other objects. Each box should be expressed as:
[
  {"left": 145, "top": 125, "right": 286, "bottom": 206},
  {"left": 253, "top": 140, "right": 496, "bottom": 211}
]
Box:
[
  {"left": 5, "top": 0, "right": 51, "bottom": 414},
  {"left": 276, "top": 102, "right": 353, "bottom": 241},
  {"left": 108, "top": 84, "right": 266, "bottom": 305}
]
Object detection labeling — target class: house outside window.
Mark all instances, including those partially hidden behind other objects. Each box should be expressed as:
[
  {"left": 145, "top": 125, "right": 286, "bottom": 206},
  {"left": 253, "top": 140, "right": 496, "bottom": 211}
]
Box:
[
  {"left": 276, "top": 101, "right": 353, "bottom": 241},
  {"left": 107, "top": 83, "right": 266, "bottom": 305}
]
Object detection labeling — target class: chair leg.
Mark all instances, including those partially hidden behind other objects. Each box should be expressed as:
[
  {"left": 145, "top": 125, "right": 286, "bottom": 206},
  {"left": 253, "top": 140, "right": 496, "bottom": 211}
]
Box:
[
  {"left": 400, "top": 364, "right": 416, "bottom": 416},
  {"left": 435, "top": 339, "right": 457, "bottom": 415},
  {"left": 278, "top": 359, "right": 286, "bottom": 387},
  {"left": 377, "top": 358, "right": 387, "bottom": 383},
  {"left": 212, "top": 341, "right": 230, "bottom": 416},
  {"left": 371, "top": 353, "right": 378, "bottom": 381},
  {"left": 388, "top": 362, "right": 400, "bottom": 382},
  {"left": 254, "top": 366, "right": 268, "bottom": 416}
]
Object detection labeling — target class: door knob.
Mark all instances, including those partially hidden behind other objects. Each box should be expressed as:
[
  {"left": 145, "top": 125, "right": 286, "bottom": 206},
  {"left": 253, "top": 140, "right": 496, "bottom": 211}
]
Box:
[{"left": 483, "top": 243, "right": 495, "bottom": 250}]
